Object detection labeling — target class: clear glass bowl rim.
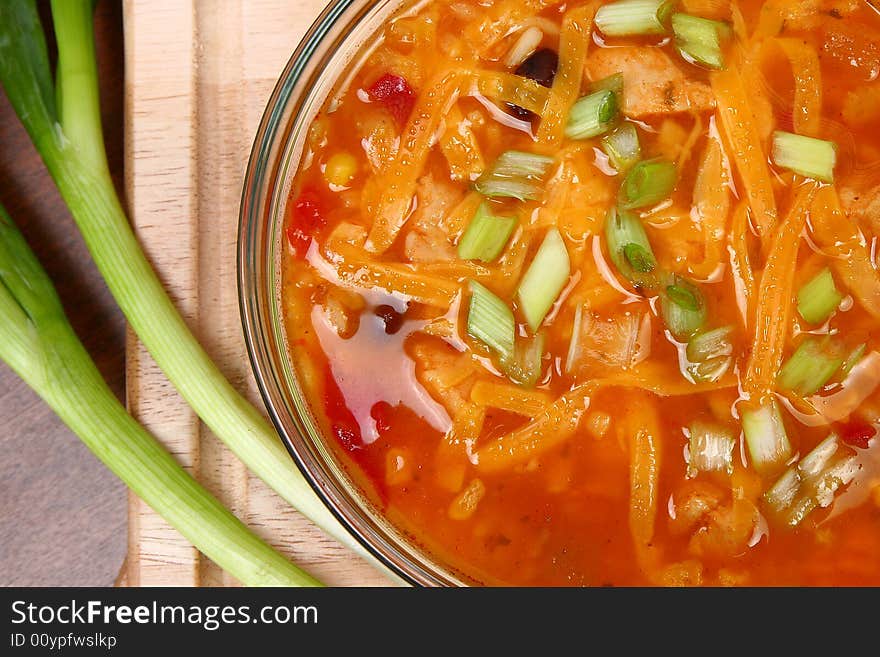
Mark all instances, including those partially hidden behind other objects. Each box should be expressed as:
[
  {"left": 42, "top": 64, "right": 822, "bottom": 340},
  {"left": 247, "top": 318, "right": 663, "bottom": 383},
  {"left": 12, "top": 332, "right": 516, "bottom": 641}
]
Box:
[{"left": 237, "top": 0, "right": 468, "bottom": 587}]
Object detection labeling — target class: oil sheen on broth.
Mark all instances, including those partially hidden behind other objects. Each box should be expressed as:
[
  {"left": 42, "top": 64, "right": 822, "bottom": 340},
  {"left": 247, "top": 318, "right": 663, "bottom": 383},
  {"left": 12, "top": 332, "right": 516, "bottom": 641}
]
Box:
[{"left": 280, "top": 0, "right": 880, "bottom": 586}]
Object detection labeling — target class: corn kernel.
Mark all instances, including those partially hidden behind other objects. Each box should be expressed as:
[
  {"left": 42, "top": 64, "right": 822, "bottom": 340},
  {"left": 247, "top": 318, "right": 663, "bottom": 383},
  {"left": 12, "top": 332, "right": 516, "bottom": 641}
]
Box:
[
  {"left": 385, "top": 448, "right": 413, "bottom": 487},
  {"left": 324, "top": 151, "right": 358, "bottom": 187}
]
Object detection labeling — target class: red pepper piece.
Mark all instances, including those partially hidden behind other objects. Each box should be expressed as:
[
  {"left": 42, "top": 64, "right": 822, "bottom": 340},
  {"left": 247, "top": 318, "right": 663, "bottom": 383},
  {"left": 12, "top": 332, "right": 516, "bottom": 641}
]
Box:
[
  {"left": 323, "top": 364, "right": 361, "bottom": 452},
  {"left": 840, "top": 421, "right": 876, "bottom": 449},
  {"left": 370, "top": 401, "right": 395, "bottom": 434},
  {"left": 285, "top": 189, "right": 325, "bottom": 258},
  {"left": 365, "top": 73, "right": 416, "bottom": 126}
]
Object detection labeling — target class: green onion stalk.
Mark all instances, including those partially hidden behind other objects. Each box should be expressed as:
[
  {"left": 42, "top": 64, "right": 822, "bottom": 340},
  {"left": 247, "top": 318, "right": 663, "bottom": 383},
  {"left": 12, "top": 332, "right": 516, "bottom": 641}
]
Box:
[
  {"left": 0, "top": 0, "right": 379, "bottom": 569},
  {"left": 0, "top": 205, "right": 318, "bottom": 586}
]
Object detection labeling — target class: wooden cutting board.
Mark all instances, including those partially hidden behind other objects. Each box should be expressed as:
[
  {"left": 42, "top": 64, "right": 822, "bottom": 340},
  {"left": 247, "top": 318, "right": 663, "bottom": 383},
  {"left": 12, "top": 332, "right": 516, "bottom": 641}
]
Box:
[{"left": 121, "top": 0, "right": 392, "bottom": 587}]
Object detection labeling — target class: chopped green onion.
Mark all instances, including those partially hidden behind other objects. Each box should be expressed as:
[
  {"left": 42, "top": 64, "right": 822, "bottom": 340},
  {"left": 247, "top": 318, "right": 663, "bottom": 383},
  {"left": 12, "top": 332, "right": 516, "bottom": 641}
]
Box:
[
  {"left": 590, "top": 72, "right": 625, "bottom": 107},
  {"left": 618, "top": 158, "right": 678, "bottom": 210},
  {"left": 666, "top": 284, "right": 701, "bottom": 311},
  {"left": 623, "top": 243, "right": 656, "bottom": 273},
  {"left": 686, "top": 325, "right": 734, "bottom": 362},
  {"left": 475, "top": 150, "right": 555, "bottom": 201},
  {"left": 604, "top": 207, "right": 657, "bottom": 288},
  {"left": 502, "top": 331, "right": 546, "bottom": 388},
  {"left": 783, "top": 452, "right": 859, "bottom": 527},
  {"left": 458, "top": 201, "right": 518, "bottom": 262},
  {"left": 778, "top": 337, "right": 845, "bottom": 397},
  {"left": 0, "top": 203, "right": 317, "bottom": 586},
  {"left": 811, "top": 453, "right": 859, "bottom": 506},
  {"left": 741, "top": 400, "right": 792, "bottom": 475},
  {"left": 798, "top": 434, "right": 840, "bottom": 479},
  {"left": 660, "top": 275, "right": 707, "bottom": 340},
  {"left": 517, "top": 228, "right": 571, "bottom": 332},
  {"left": 467, "top": 280, "right": 515, "bottom": 361},
  {"left": 601, "top": 123, "right": 641, "bottom": 173},
  {"left": 486, "top": 150, "right": 554, "bottom": 178},
  {"left": 0, "top": 0, "right": 374, "bottom": 567},
  {"left": 565, "top": 89, "right": 618, "bottom": 140},
  {"left": 471, "top": 179, "right": 538, "bottom": 200},
  {"left": 565, "top": 303, "right": 586, "bottom": 374},
  {"left": 771, "top": 131, "right": 837, "bottom": 183},
  {"left": 841, "top": 343, "right": 867, "bottom": 376},
  {"left": 687, "top": 420, "right": 736, "bottom": 477},
  {"left": 764, "top": 466, "right": 801, "bottom": 512},
  {"left": 671, "top": 13, "right": 732, "bottom": 70},
  {"left": 686, "top": 325, "right": 734, "bottom": 383},
  {"left": 594, "top": 0, "right": 673, "bottom": 36},
  {"left": 797, "top": 267, "right": 843, "bottom": 324},
  {"left": 765, "top": 434, "right": 860, "bottom": 527},
  {"left": 687, "top": 357, "right": 732, "bottom": 384}
]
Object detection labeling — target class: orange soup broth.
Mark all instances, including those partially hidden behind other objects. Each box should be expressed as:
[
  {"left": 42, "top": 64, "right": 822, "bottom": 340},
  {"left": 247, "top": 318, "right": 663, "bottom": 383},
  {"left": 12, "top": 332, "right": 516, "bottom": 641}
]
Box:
[{"left": 280, "top": 0, "right": 880, "bottom": 585}]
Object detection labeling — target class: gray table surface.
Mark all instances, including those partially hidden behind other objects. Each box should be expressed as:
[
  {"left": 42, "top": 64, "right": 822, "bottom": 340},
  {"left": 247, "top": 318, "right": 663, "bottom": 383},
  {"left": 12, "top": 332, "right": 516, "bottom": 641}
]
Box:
[{"left": 0, "top": 0, "right": 127, "bottom": 587}]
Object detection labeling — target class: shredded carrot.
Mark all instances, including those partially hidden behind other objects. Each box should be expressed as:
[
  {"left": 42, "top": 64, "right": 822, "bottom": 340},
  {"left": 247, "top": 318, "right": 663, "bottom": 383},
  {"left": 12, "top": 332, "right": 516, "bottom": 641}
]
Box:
[
  {"left": 711, "top": 67, "right": 778, "bottom": 239},
  {"left": 464, "top": 0, "right": 563, "bottom": 55},
  {"left": 469, "top": 70, "right": 550, "bottom": 115},
  {"left": 535, "top": 3, "right": 597, "bottom": 147},
  {"left": 774, "top": 38, "right": 822, "bottom": 138},
  {"left": 533, "top": 159, "right": 574, "bottom": 229},
  {"left": 366, "top": 71, "right": 462, "bottom": 253},
  {"left": 475, "top": 385, "right": 590, "bottom": 473},
  {"left": 421, "top": 260, "right": 491, "bottom": 280},
  {"left": 730, "top": 1, "right": 748, "bottom": 42},
  {"left": 728, "top": 201, "right": 757, "bottom": 330},
  {"left": 753, "top": 0, "right": 791, "bottom": 39},
  {"left": 619, "top": 390, "right": 662, "bottom": 574},
  {"left": 411, "top": 340, "right": 475, "bottom": 418},
  {"left": 676, "top": 113, "right": 705, "bottom": 173},
  {"left": 367, "top": 67, "right": 553, "bottom": 252},
  {"left": 681, "top": 0, "right": 731, "bottom": 20},
  {"left": 328, "top": 242, "right": 461, "bottom": 308},
  {"left": 691, "top": 134, "right": 731, "bottom": 280},
  {"left": 496, "top": 228, "right": 533, "bottom": 296},
  {"left": 743, "top": 185, "right": 816, "bottom": 402},
  {"left": 429, "top": 355, "right": 479, "bottom": 390},
  {"left": 624, "top": 363, "right": 739, "bottom": 395},
  {"left": 436, "top": 402, "right": 485, "bottom": 493},
  {"left": 470, "top": 380, "right": 554, "bottom": 417},
  {"left": 475, "top": 372, "right": 735, "bottom": 474},
  {"left": 440, "top": 190, "right": 484, "bottom": 239},
  {"left": 577, "top": 283, "right": 626, "bottom": 310},
  {"left": 809, "top": 186, "right": 880, "bottom": 320},
  {"left": 439, "top": 104, "right": 484, "bottom": 182}
]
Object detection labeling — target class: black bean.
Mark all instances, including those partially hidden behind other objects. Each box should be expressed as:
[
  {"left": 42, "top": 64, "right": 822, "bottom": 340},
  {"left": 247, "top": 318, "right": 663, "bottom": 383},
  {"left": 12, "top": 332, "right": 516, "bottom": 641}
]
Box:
[
  {"left": 515, "top": 48, "right": 558, "bottom": 88},
  {"left": 375, "top": 304, "right": 405, "bottom": 334},
  {"left": 507, "top": 48, "right": 558, "bottom": 121}
]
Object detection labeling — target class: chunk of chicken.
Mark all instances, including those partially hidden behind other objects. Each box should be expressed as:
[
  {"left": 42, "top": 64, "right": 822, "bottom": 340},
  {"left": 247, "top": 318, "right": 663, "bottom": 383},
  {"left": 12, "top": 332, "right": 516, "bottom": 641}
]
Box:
[
  {"left": 668, "top": 481, "right": 725, "bottom": 537},
  {"left": 410, "top": 338, "right": 477, "bottom": 416},
  {"left": 403, "top": 173, "right": 462, "bottom": 262},
  {"left": 689, "top": 499, "right": 759, "bottom": 560},
  {"left": 838, "top": 185, "right": 880, "bottom": 238},
  {"left": 586, "top": 47, "right": 715, "bottom": 118},
  {"left": 669, "top": 481, "right": 760, "bottom": 561}
]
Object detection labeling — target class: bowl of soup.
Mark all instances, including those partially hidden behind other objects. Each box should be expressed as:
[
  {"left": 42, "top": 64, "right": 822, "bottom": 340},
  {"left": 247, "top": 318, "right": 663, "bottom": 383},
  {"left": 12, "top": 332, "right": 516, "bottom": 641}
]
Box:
[{"left": 239, "top": 0, "right": 880, "bottom": 586}]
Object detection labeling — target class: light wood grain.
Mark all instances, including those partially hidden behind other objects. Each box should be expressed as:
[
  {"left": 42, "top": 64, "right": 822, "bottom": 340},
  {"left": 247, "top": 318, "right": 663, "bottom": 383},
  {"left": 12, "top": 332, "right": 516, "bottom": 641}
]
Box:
[{"left": 123, "top": 0, "right": 392, "bottom": 587}]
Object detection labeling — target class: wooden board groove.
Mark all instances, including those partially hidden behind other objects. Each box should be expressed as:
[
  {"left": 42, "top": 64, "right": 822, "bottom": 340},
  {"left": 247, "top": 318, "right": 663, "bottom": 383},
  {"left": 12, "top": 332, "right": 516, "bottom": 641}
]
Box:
[{"left": 122, "top": 0, "right": 389, "bottom": 587}]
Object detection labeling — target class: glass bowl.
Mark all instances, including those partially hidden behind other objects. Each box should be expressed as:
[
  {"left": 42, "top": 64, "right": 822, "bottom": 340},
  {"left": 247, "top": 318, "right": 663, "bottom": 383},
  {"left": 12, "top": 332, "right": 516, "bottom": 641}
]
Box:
[{"left": 238, "top": 0, "right": 468, "bottom": 587}]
